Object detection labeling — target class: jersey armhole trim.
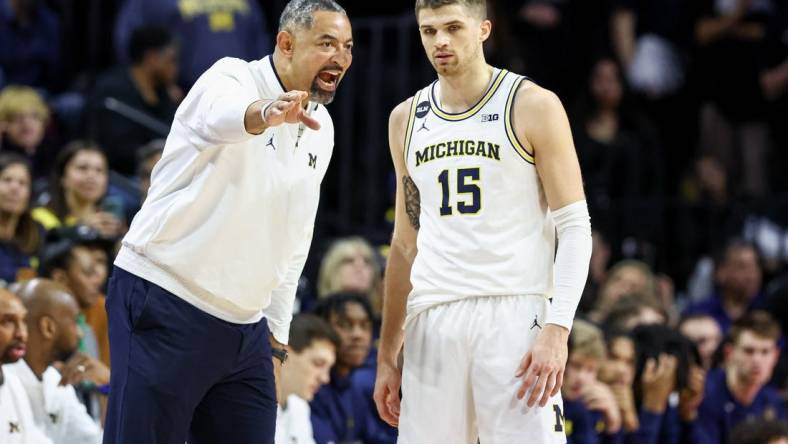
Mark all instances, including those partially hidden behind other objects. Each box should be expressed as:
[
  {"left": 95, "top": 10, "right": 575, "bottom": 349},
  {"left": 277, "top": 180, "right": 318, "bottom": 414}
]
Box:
[
  {"left": 505, "top": 76, "right": 535, "bottom": 165},
  {"left": 403, "top": 90, "right": 422, "bottom": 163}
]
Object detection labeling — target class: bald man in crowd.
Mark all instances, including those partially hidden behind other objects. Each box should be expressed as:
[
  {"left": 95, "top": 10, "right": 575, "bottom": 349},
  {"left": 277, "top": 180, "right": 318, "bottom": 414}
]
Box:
[
  {"left": 0, "top": 288, "right": 52, "bottom": 443},
  {"left": 4, "top": 279, "right": 103, "bottom": 443}
]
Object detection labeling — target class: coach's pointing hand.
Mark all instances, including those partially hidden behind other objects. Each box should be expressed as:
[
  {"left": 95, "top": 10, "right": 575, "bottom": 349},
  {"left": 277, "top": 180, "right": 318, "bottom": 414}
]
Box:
[
  {"left": 515, "top": 324, "right": 569, "bottom": 408},
  {"left": 245, "top": 91, "right": 321, "bottom": 135},
  {"left": 265, "top": 91, "right": 321, "bottom": 130}
]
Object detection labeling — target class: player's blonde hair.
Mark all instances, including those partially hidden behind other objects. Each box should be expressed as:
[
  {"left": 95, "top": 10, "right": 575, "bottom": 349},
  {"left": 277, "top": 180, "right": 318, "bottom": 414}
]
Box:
[
  {"left": 0, "top": 85, "right": 49, "bottom": 123},
  {"left": 414, "top": 0, "right": 487, "bottom": 19},
  {"left": 569, "top": 320, "right": 607, "bottom": 361}
]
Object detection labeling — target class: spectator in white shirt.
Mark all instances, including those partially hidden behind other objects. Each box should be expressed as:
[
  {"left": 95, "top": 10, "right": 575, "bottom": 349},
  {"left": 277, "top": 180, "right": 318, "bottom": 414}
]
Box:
[
  {"left": 5, "top": 279, "right": 103, "bottom": 444},
  {"left": 276, "top": 314, "right": 339, "bottom": 444}
]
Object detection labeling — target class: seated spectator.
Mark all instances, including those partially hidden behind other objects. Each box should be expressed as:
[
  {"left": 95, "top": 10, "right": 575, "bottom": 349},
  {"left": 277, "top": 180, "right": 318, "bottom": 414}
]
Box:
[
  {"left": 684, "top": 239, "right": 764, "bottom": 334},
  {"left": 32, "top": 141, "right": 125, "bottom": 240},
  {"left": 562, "top": 320, "right": 621, "bottom": 443},
  {"left": 0, "top": 85, "right": 57, "bottom": 179},
  {"left": 0, "top": 287, "right": 52, "bottom": 443},
  {"left": 311, "top": 293, "right": 395, "bottom": 444},
  {"left": 88, "top": 26, "right": 179, "bottom": 177},
  {"left": 4, "top": 278, "right": 104, "bottom": 443},
  {"left": 589, "top": 259, "right": 657, "bottom": 323},
  {"left": 674, "top": 154, "right": 745, "bottom": 293},
  {"left": 276, "top": 314, "right": 340, "bottom": 444},
  {"left": 678, "top": 314, "right": 722, "bottom": 370},
  {"left": 630, "top": 324, "right": 703, "bottom": 443},
  {"left": 729, "top": 418, "right": 788, "bottom": 444},
  {"left": 764, "top": 273, "right": 788, "bottom": 390},
  {"left": 695, "top": 0, "right": 773, "bottom": 198},
  {"left": 573, "top": 58, "right": 663, "bottom": 210},
  {"left": 695, "top": 311, "right": 786, "bottom": 443},
  {"left": 604, "top": 292, "right": 667, "bottom": 332},
  {"left": 317, "top": 237, "right": 382, "bottom": 316},
  {"left": 114, "top": 0, "right": 271, "bottom": 89},
  {"left": 0, "top": 0, "right": 61, "bottom": 91},
  {"left": 39, "top": 226, "right": 111, "bottom": 366},
  {"left": 0, "top": 154, "right": 41, "bottom": 284},
  {"left": 598, "top": 332, "right": 640, "bottom": 434}
]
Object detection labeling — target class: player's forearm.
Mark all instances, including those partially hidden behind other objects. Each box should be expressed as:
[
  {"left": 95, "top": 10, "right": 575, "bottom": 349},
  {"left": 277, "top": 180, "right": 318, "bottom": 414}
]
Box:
[
  {"left": 545, "top": 200, "right": 592, "bottom": 329},
  {"left": 378, "top": 242, "right": 414, "bottom": 364}
]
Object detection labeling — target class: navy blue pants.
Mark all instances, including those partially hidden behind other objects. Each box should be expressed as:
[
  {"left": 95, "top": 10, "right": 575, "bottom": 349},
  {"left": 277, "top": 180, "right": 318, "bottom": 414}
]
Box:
[{"left": 103, "top": 267, "right": 276, "bottom": 444}]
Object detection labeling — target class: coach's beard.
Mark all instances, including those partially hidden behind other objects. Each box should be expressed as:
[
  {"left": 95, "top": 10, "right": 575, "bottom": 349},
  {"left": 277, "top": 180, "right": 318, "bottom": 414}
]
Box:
[{"left": 310, "top": 79, "right": 337, "bottom": 105}]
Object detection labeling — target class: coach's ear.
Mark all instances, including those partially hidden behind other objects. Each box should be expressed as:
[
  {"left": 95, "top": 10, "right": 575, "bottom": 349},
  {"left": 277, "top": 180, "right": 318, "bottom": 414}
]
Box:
[{"left": 276, "top": 30, "right": 295, "bottom": 58}]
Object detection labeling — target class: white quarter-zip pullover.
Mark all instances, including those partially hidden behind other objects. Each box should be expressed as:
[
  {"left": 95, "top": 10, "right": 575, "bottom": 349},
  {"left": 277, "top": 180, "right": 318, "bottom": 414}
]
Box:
[{"left": 115, "top": 55, "right": 334, "bottom": 343}]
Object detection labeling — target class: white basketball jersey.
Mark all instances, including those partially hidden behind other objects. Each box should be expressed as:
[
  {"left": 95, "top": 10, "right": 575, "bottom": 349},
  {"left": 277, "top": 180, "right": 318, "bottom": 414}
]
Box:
[{"left": 404, "top": 68, "right": 555, "bottom": 317}]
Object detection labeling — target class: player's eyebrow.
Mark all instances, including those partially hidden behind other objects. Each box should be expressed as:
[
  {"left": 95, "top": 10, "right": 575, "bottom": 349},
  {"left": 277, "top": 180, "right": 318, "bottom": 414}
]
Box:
[{"left": 419, "top": 20, "right": 463, "bottom": 30}]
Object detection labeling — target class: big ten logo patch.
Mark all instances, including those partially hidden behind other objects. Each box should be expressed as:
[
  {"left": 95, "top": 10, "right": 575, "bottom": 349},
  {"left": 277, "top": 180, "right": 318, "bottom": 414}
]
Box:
[{"left": 481, "top": 113, "right": 499, "bottom": 122}]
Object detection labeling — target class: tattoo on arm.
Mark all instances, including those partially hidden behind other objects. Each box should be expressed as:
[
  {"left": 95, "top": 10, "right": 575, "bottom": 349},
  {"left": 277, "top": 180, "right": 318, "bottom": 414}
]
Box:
[{"left": 402, "top": 175, "right": 421, "bottom": 230}]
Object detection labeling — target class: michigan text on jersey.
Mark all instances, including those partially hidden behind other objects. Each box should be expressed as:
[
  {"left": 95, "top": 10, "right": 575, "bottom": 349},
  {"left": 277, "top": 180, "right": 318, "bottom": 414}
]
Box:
[{"left": 415, "top": 140, "right": 501, "bottom": 167}]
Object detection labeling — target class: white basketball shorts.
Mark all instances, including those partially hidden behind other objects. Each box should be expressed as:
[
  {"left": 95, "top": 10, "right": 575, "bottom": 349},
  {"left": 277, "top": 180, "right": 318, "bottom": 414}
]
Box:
[{"left": 398, "top": 294, "right": 566, "bottom": 444}]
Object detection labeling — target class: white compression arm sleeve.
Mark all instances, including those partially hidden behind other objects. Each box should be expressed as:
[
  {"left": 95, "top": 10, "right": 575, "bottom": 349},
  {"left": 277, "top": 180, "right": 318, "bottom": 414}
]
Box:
[{"left": 545, "top": 200, "right": 592, "bottom": 330}]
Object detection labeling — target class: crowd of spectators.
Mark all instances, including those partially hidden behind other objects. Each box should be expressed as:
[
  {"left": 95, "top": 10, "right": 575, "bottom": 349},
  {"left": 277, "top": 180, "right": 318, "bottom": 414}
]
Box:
[{"left": 1, "top": 0, "right": 788, "bottom": 442}]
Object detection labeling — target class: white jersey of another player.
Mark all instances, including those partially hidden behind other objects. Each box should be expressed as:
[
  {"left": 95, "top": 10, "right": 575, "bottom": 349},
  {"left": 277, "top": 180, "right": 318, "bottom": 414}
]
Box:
[{"left": 404, "top": 68, "right": 555, "bottom": 318}]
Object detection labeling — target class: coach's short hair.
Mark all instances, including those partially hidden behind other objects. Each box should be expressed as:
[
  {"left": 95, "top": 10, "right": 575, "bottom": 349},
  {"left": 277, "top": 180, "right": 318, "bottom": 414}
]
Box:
[
  {"left": 279, "top": 0, "right": 346, "bottom": 33},
  {"left": 414, "top": 0, "right": 487, "bottom": 19}
]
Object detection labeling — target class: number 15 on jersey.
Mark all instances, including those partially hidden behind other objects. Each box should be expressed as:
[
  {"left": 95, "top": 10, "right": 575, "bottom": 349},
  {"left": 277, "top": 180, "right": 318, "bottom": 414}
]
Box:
[{"left": 438, "top": 167, "right": 481, "bottom": 216}]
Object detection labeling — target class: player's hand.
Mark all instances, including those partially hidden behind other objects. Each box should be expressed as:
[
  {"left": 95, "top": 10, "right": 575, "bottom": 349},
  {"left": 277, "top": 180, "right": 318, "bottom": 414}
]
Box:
[
  {"left": 263, "top": 91, "right": 321, "bottom": 130},
  {"left": 515, "top": 324, "right": 568, "bottom": 408},
  {"left": 374, "top": 360, "right": 401, "bottom": 427}
]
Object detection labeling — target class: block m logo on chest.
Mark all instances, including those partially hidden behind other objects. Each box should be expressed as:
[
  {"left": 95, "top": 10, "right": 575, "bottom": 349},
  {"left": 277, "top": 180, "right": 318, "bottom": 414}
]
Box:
[{"left": 308, "top": 153, "right": 317, "bottom": 169}]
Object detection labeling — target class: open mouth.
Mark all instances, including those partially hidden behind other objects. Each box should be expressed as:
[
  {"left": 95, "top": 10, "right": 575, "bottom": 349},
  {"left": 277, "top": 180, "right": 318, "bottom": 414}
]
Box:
[
  {"left": 316, "top": 70, "right": 341, "bottom": 91},
  {"left": 9, "top": 344, "right": 26, "bottom": 360}
]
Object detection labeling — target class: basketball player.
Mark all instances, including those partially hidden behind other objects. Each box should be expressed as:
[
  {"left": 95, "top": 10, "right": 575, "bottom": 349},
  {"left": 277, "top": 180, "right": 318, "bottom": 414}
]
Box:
[
  {"left": 103, "top": 1, "right": 352, "bottom": 443},
  {"left": 374, "top": 1, "right": 591, "bottom": 443}
]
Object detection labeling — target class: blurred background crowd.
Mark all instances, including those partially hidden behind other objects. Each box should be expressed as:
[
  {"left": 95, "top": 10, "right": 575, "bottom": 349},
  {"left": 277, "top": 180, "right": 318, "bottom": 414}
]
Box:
[{"left": 2, "top": 0, "right": 788, "bottom": 442}]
